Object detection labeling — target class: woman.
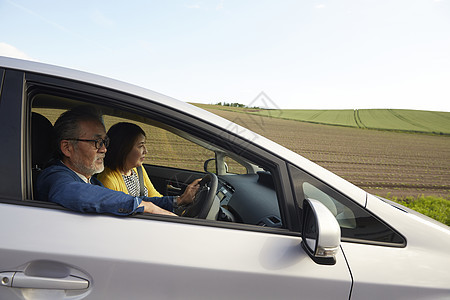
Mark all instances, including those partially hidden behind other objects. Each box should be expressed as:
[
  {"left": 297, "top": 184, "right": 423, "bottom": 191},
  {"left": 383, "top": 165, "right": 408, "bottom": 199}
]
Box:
[{"left": 97, "top": 122, "right": 199, "bottom": 208}]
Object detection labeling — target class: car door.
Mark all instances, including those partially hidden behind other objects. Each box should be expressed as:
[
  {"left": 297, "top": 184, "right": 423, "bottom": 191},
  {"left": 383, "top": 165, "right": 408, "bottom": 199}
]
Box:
[
  {"left": 1, "top": 204, "right": 353, "bottom": 300},
  {"left": 0, "top": 65, "right": 353, "bottom": 299}
]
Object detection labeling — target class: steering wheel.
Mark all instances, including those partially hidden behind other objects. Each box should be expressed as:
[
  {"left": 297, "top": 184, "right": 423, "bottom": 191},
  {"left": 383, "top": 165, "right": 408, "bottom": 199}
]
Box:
[{"left": 179, "top": 173, "right": 218, "bottom": 219}]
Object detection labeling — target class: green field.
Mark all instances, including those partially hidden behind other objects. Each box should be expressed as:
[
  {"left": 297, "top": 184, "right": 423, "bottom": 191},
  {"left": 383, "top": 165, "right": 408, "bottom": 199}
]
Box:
[
  {"left": 390, "top": 195, "right": 450, "bottom": 226},
  {"left": 195, "top": 105, "right": 450, "bottom": 135}
]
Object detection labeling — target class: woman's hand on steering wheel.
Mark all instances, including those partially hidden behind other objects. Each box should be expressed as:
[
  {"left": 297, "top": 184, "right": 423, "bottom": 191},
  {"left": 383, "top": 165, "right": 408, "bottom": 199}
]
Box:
[
  {"left": 179, "top": 173, "right": 218, "bottom": 219},
  {"left": 177, "top": 178, "right": 201, "bottom": 206}
]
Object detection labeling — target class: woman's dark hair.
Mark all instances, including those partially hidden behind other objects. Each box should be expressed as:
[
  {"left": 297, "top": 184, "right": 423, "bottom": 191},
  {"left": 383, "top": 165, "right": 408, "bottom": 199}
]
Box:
[{"left": 104, "top": 122, "right": 146, "bottom": 171}]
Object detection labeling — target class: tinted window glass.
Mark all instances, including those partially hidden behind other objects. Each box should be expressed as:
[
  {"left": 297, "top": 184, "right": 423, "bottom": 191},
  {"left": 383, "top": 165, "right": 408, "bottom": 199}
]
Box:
[{"left": 289, "top": 164, "right": 405, "bottom": 246}]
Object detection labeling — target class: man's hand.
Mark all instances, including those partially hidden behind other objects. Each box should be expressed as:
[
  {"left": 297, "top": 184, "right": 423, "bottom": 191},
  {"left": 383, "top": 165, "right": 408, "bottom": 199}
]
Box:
[
  {"left": 178, "top": 178, "right": 202, "bottom": 205},
  {"left": 139, "top": 201, "right": 176, "bottom": 216}
]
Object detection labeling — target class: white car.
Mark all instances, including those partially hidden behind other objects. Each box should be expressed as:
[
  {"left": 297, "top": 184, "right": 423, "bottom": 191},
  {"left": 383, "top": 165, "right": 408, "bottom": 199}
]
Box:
[{"left": 0, "top": 56, "right": 449, "bottom": 300}]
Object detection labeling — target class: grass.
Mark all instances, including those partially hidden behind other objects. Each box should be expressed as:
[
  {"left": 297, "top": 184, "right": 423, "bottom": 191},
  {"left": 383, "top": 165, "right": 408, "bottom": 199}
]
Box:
[
  {"left": 358, "top": 109, "right": 450, "bottom": 134},
  {"left": 194, "top": 104, "right": 450, "bottom": 135},
  {"left": 388, "top": 195, "right": 450, "bottom": 226}
]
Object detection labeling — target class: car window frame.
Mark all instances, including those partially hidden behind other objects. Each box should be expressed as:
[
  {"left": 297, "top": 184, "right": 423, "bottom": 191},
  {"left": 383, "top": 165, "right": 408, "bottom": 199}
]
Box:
[
  {"left": 19, "top": 71, "right": 302, "bottom": 235},
  {"left": 0, "top": 69, "right": 26, "bottom": 201}
]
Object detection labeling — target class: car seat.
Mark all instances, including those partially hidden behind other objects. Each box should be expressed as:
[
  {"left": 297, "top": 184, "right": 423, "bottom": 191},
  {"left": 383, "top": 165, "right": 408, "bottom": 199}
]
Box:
[{"left": 31, "top": 112, "right": 55, "bottom": 198}]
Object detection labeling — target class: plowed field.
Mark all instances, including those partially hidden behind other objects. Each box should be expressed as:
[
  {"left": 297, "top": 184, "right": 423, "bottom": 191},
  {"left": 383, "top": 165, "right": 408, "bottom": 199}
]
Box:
[{"left": 202, "top": 107, "right": 450, "bottom": 199}]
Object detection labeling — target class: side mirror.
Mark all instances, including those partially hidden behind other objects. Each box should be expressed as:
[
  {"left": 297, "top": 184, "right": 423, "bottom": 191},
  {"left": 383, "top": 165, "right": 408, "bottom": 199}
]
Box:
[
  {"left": 203, "top": 158, "right": 216, "bottom": 173},
  {"left": 203, "top": 158, "right": 228, "bottom": 174},
  {"left": 301, "top": 198, "right": 341, "bottom": 265}
]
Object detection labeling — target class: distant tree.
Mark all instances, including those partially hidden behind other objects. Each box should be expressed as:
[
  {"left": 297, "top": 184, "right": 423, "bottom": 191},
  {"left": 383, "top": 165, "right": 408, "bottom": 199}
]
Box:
[{"left": 215, "top": 101, "right": 249, "bottom": 108}]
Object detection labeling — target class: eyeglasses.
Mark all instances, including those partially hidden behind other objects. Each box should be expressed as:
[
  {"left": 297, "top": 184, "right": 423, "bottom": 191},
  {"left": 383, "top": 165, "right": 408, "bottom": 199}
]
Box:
[{"left": 66, "top": 137, "right": 110, "bottom": 149}]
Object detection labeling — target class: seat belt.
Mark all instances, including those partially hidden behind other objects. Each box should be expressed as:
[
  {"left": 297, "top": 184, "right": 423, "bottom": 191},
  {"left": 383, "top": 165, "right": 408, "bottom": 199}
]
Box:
[{"left": 136, "top": 166, "right": 145, "bottom": 196}]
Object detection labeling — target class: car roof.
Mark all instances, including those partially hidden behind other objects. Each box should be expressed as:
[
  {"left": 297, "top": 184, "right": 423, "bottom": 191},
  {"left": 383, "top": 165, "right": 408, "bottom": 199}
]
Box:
[{"left": 0, "top": 55, "right": 367, "bottom": 204}]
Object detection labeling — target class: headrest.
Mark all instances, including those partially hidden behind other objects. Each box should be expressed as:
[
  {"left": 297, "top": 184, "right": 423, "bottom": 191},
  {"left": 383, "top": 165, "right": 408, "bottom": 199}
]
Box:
[{"left": 32, "top": 112, "right": 55, "bottom": 168}]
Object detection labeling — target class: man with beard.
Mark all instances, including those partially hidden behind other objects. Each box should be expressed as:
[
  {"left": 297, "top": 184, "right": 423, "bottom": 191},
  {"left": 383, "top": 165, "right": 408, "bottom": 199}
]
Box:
[{"left": 36, "top": 106, "right": 198, "bottom": 216}]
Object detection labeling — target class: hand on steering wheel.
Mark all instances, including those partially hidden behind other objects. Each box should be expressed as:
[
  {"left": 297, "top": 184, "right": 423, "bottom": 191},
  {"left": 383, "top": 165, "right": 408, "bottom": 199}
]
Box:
[{"left": 179, "top": 173, "right": 218, "bottom": 219}]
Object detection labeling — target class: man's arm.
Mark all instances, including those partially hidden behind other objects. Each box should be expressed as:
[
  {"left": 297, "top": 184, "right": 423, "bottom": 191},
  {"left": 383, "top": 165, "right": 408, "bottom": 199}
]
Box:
[{"left": 37, "top": 165, "right": 143, "bottom": 215}]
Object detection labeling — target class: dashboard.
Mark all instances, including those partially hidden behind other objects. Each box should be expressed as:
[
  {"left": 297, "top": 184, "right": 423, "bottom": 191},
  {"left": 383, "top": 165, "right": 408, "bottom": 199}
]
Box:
[{"left": 216, "top": 172, "right": 282, "bottom": 228}]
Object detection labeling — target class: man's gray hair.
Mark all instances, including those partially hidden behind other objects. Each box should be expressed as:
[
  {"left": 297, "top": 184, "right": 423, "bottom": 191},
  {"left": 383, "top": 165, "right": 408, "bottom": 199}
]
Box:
[{"left": 54, "top": 106, "right": 104, "bottom": 159}]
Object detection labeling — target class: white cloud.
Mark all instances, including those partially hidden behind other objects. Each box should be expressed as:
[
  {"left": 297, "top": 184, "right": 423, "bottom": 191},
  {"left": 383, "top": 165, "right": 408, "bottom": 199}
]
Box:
[
  {"left": 315, "top": 4, "right": 326, "bottom": 9},
  {"left": 0, "top": 43, "right": 36, "bottom": 61}
]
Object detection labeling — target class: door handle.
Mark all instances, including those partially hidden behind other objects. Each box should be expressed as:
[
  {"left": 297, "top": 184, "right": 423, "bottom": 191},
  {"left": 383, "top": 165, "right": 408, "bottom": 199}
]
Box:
[
  {"left": 1, "top": 271, "right": 89, "bottom": 290},
  {"left": 167, "top": 184, "right": 182, "bottom": 191}
]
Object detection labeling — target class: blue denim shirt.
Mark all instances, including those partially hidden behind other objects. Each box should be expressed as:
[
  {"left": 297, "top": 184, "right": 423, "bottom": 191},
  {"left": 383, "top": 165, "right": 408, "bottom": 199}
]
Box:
[{"left": 36, "top": 160, "right": 174, "bottom": 216}]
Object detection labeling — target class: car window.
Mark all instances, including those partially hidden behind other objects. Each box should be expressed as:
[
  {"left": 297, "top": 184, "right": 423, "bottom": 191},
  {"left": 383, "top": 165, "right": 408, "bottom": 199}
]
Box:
[
  {"left": 289, "top": 164, "right": 405, "bottom": 246},
  {"left": 30, "top": 92, "right": 284, "bottom": 230}
]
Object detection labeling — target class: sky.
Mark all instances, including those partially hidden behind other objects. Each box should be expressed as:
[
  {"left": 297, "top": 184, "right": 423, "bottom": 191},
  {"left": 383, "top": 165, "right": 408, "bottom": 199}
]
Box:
[{"left": 1, "top": 0, "right": 449, "bottom": 112}]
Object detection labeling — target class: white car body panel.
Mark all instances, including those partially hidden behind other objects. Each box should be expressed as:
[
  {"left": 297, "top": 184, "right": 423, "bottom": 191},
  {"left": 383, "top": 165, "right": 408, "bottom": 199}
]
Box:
[{"left": 1, "top": 203, "right": 352, "bottom": 299}]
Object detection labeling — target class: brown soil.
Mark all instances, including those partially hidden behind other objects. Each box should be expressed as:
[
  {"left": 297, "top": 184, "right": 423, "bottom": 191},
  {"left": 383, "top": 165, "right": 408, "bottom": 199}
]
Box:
[{"left": 206, "top": 108, "right": 450, "bottom": 199}]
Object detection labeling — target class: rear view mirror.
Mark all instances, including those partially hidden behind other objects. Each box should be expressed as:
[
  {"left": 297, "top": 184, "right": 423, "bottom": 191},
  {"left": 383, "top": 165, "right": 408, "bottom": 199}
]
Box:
[{"left": 301, "top": 198, "right": 341, "bottom": 265}]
